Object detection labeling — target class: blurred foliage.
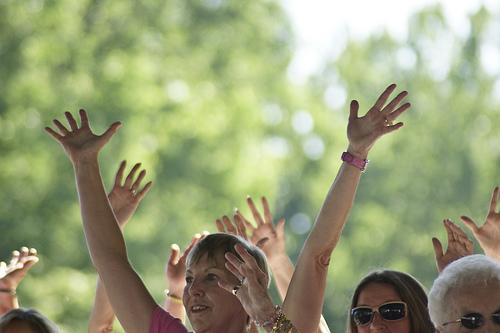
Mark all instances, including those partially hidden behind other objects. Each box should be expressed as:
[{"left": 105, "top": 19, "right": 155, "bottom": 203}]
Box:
[{"left": 1, "top": 0, "right": 500, "bottom": 332}]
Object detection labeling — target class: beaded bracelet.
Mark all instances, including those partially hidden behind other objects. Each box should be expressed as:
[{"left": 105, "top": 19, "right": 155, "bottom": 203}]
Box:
[{"left": 254, "top": 305, "right": 294, "bottom": 333}]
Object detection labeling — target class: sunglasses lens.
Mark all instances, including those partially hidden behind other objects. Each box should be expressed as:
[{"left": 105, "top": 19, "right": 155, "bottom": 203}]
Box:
[
  {"left": 379, "top": 302, "right": 406, "bottom": 321},
  {"left": 492, "top": 311, "right": 500, "bottom": 325},
  {"left": 461, "top": 313, "right": 484, "bottom": 329},
  {"left": 352, "top": 308, "right": 373, "bottom": 326}
]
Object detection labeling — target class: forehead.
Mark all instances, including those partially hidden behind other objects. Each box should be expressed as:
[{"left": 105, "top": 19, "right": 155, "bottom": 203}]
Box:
[
  {"left": 357, "top": 282, "right": 402, "bottom": 306},
  {"left": 186, "top": 252, "right": 225, "bottom": 272},
  {"left": 449, "top": 282, "right": 500, "bottom": 315}
]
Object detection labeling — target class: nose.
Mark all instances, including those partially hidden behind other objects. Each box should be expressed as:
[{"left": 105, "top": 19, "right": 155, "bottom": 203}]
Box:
[
  {"left": 187, "top": 279, "right": 205, "bottom": 297},
  {"left": 369, "top": 312, "right": 387, "bottom": 331}
]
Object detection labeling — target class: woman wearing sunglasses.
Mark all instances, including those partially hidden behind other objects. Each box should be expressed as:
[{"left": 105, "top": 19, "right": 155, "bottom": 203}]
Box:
[
  {"left": 348, "top": 270, "right": 434, "bottom": 333},
  {"left": 428, "top": 254, "right": 500, "bottom": 332}
]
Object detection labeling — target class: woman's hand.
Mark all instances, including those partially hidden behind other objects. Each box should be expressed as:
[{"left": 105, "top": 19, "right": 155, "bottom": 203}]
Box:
[
  {"left": 165, "top": 233, "right": 205, "bottom": 295},
  {"left": 219, "top": 244, "right": 275, "bottom": 329},
  {"left": 461, "top": 186, "right": 500, "bottom": 260},
  {"left": 45, "top": 109, "right": 121, "bottom": 163},
  {"left": 0, "top": 247, "right": 38, "bottom": 290},
  {"left": 108, "top": 160, "right": 152, "bottom": 228},
  {"left": 347, "top": 83, "right": 410, "bottom": 157},
  {"left": 432, "top": 219, "right": 474, "bottom": 273}
]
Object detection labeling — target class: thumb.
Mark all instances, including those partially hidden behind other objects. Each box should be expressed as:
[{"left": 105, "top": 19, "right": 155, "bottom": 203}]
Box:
[
  {"left": 276, "top": 218, "right": 286, "bottom": 235},
  {"left": 432, "top": 237, "right": 444, "bottom": 260},
  {"left": 460, "top": 216, "right": 479, "bottom": 234},
  {"left": 349, "top": 100, "right": 359, "bottom": 120},
  {"left": 168, "top": 244, "right": 181, "bottom": 266},
  {"left": 100, "top": 121, "right": 122, "bottom": 144}
]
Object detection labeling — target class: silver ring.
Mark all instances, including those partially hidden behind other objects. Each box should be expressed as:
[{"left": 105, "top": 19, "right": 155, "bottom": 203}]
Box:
[
  {"left": 131, "top": 189, "right": 137, "bottom": 195},
  {"left": 232, "top": 285, "right": 240, "bottom": 296}
]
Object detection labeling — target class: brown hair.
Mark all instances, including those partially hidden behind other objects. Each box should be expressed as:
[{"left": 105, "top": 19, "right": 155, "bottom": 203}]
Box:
[
  {"left": 347, "top": 269, "right": 434, "bottom": 333},
  {"left": 0, "top": 308, "right": 59, "bottom": 333},
  {"left": 187, "top": 233, "right": 270, "bottom": 284}
]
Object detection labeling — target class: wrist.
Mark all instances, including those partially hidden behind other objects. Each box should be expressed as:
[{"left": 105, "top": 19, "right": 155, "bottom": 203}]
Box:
[
  {"left": 346, "top": 144, "right": 369, "bottom": 159},
  {"left": 164, "top": 289, "right": 183, "bottom": 305},
  {"left": 0, "top": 288, "right": 17, "bottom": 296}
]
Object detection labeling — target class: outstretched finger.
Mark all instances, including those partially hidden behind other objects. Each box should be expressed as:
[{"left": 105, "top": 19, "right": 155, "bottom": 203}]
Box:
[
  {"left": 79, "top": 109, "right": 89, "bottom": 128},
  {"left": 215, "top": 219, "right": 225, "bottom": 232},
  {"left": 64, "top": 111, "right": 79, "bottom": 131},
  {"left": 349, "top": 100, "right": 359, "bottom": 121},
  {"left": 247, "top": 196, "right": 264, "bottom": 226},
  {"left": 234, "top": 214, "right": 248, "bottom": 240},
  {"left": 460, "top": 215, "right": 479, "bottom": 234},
  {"left": 234, "top": 244, "right": 260, "bottom": 270},
  {"left": 53, "top": 119, "right": 70, "bottom": 135},
  {"left": 373, "top": 83, "right": 397, "bottom": 110},
  {"left": 224, "top": 253, "right": 245, "bottom": 278},
  {"left": 275, "top": 218, "right": 286, "bottom": 236},
  {"left": 124, "top": 163, "right": 141, "bottom": 188},
  {"left": 381, "top": 91, "right": 408, "bottom": 114},
  {"left": 381, "top": 122, "right": 404, "bottom": 135},
  {"left": 136, "top": 181, "right": 152, "bottom": 201},
  {"left": 168, "top": 244, "right": 181, "bottom": 266},
  {"left": 114, "top": 160, "right": 127, "bottom": 188},
  {"left": 44, "top": 127, "right": 64, "bottom": 141},
  {"left": 489, "top": 186, "right": 499, "bottom": 213},
  {"left": 100, "top": 121, "right": 122, "bottom": 144},
  {"left": 386, "top": 102, "right": 411, "bottom": 122},
  {"left": 131, "top": 170, "right": 147, "bottom": 191},
  {"left": 222, "top": 216, "right": 237, "bottom": 234},
  {"left": 444, "top": 219, "right": 456, "bottom": 242},
  {"left": 432, "top": 237, "right": 444, "bottom": 261},
  {"left": 261, "top": 197, "right": 273, "bottom": 224},
  {"left": 236, "top": 211, "right": 255, "bottom": 234}
]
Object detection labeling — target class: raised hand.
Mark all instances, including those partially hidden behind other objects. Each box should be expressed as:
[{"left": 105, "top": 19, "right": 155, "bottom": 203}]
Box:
[
  {"left": 0, "top": 247, "right": 39, "bottom": 290},
  {"left": 347, "top": 83, "right": 410, "bottom": 157},
  {"left": 108, "top": 160, "right": 153, "bottom": 228},
  {"left": 45, "top": 109, "right": 121, "bottom": 163},
  {"left": 165, "top": 233, "right": 205, "bottom": 295},
  {"left": 461, "top": 186, "right": 500, "bottom": 260},
  {"left": 241, "top": 196, "right": 286, "bottom": 261},
  {"left": 432, "top": 219, "right": 474, "bottom": 273},
  {"left": 220, "top": 244, "right": 276, "bottom": 329}
]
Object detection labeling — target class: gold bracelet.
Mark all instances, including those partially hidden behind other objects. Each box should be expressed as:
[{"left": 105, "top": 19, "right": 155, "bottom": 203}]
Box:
[
  {"left": 164, "top": 289, "right": 183, "bottom": 304},
  {"left": 0, "top": 288, "right": 16, "bottom": 296},
  {"left": 271, "top": 310, "right": 293, "bottom": 333}
]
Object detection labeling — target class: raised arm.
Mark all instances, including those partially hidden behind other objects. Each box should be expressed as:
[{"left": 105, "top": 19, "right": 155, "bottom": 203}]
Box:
[
  {"left": 88, "top": 161, "right": 152, "bottom": 333},
  {"left": 45, "top": 110, "right": 186, "bottom": 333},
  {"left": 283, "top": 84, "right": 410, "bottom": 333},
  {"left": 0, "top": 247, "right": 38, "bottom": 314},
  {"left": 461, "top": 186, "right": 500, "bottom": 261},
  {"left": 432, "top": 219, "right": 474, "bottom": 273}
]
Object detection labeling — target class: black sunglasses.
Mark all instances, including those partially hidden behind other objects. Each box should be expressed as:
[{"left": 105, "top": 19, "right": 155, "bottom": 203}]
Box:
[
  {"left": 442, "top": 311, "right": 500, "bottom": 330},
  {"left": 351, "top": 301, "right": 407, "bottom": 326}
]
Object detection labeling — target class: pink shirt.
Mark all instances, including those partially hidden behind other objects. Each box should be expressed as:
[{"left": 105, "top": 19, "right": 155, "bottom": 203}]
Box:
[{"left": 149, "top": 307, "right": 191, "bottom": 333}]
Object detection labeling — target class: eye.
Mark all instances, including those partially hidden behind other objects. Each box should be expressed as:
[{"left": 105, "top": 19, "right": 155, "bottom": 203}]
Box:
[{"left": 206, "top": 273, "right": 218, "bottom": 281}]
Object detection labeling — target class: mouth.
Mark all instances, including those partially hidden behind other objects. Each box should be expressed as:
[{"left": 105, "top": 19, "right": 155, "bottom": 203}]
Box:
[{"left": 190, "top": 304, "right": 210, "bottom": 314}]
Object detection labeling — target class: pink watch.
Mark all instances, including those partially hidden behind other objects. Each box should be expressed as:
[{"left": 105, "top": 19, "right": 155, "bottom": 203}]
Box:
[{"left": 341, "top": 151, "right": 368, "bottom": 171}]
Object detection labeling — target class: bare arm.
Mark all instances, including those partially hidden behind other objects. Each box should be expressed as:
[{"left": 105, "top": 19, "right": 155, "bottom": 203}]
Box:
[
  {"left": 283, "top": 84, "right": 410, "bottom": 333},
  {"left": 88, "top": 161, "right": 152, "bottom": 333},
  {"left": 46, "top": 110, "right": 170, "bottom": 333}
]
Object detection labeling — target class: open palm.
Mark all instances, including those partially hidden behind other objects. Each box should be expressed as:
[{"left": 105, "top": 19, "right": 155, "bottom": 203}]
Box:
[{"left": 45, "top": 109, "right": 121, "bottom": 163}]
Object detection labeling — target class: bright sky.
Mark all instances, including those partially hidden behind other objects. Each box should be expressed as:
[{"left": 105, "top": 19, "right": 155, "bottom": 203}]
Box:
[{"left": 282, "top": 0, "right": 500, "bottom": 83}]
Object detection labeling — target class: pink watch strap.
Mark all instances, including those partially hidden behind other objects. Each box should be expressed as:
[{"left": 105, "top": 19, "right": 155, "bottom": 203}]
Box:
[{"left": 341, "top": 151, "right": 368, "bottom": 171}]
